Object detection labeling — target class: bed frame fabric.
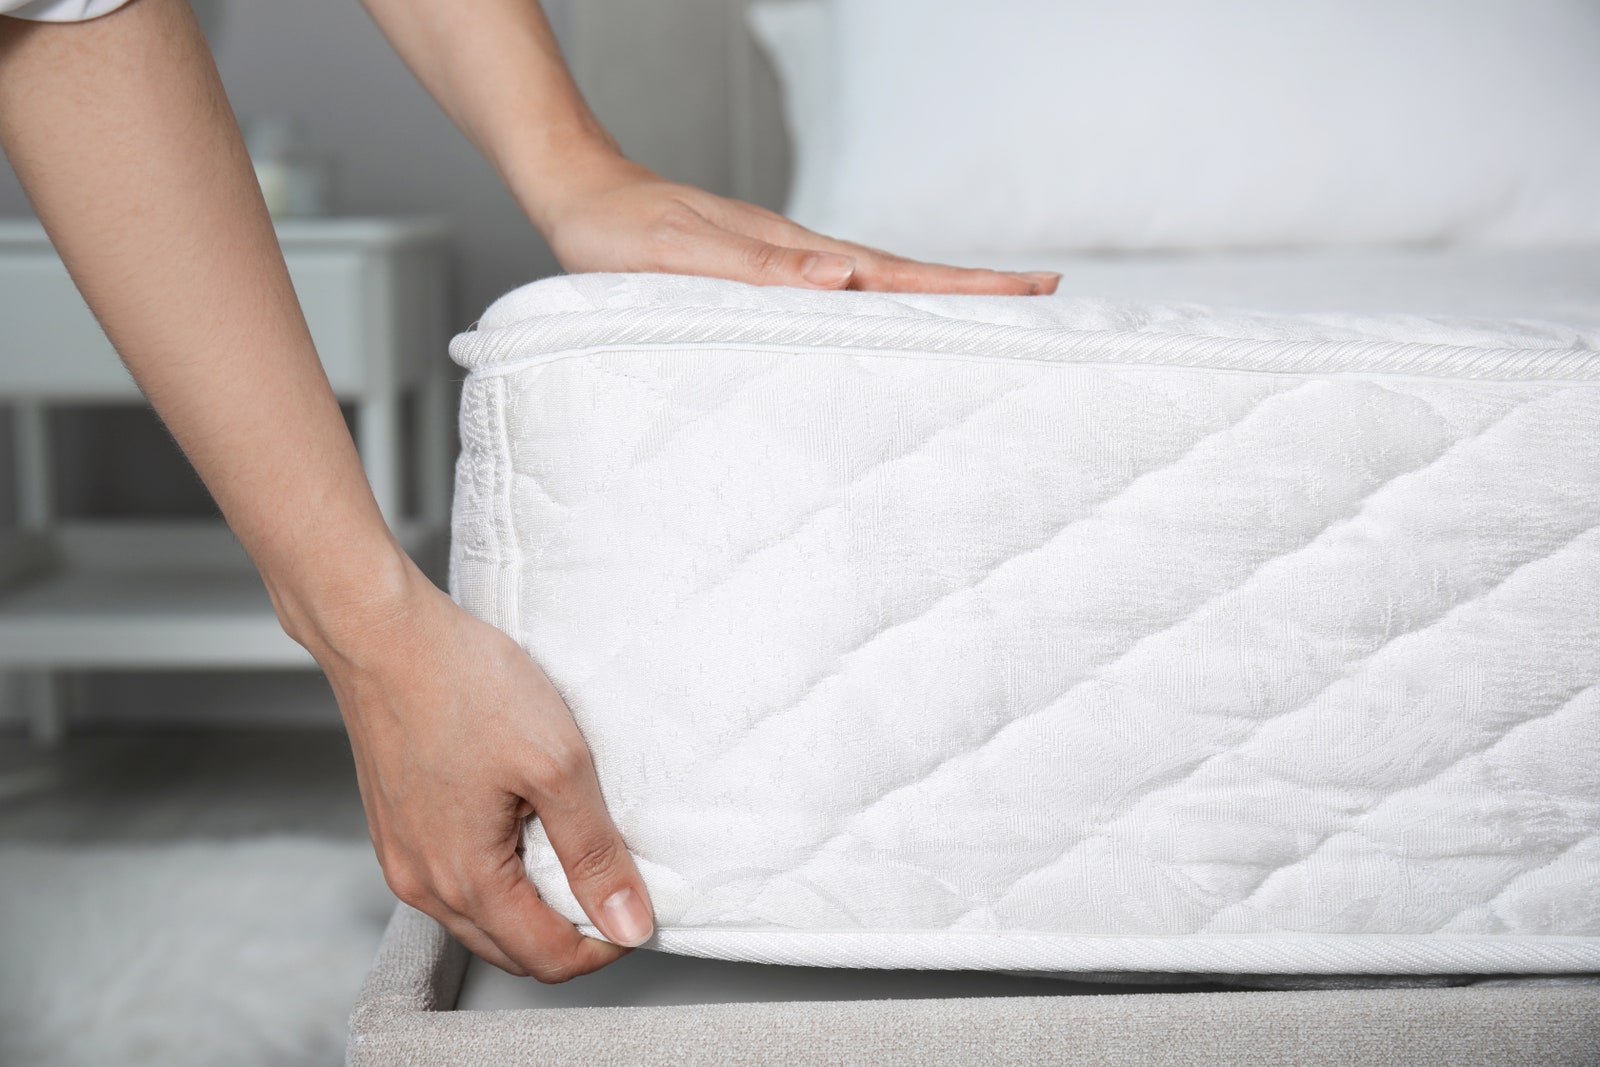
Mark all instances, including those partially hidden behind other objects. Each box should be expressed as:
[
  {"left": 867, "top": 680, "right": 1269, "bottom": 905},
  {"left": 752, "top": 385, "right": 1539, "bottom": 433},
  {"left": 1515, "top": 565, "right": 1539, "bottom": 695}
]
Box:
[{"left": 347, "top": 905, "right": 1600, "bottom": 1066}]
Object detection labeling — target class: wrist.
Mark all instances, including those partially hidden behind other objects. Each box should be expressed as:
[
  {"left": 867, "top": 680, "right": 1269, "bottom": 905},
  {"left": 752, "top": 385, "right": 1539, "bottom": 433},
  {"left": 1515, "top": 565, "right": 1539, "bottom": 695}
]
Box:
[
  {"left": 263, "top": 528, "right": 427, "bottom": 669},
  {"left": 497, "top": 121, "right": 651, "bottom": 239}
]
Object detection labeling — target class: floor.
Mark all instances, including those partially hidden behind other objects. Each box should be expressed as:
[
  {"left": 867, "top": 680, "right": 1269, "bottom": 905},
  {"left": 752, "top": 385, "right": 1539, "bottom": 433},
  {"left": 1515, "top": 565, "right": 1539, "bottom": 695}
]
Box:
[{"left": 0, "top": 728, "right": 382, "bottom": 1067}]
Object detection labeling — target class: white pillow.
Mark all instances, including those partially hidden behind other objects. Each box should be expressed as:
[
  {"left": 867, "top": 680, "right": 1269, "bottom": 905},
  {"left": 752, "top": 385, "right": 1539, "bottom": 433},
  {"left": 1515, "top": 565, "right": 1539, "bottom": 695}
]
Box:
[{"left": 751, "top": 0, "right": 1600, "bottom": 254}]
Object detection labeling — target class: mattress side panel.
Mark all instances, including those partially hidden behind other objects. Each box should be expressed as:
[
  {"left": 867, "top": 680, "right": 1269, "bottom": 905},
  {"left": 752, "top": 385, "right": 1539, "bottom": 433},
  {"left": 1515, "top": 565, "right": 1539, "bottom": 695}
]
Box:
[
  {"left": 450, "top": 372, "right": 520, "bottom": 637},
  {"left": 455, "top": 345, "right": 1600, "bottom": 972}
]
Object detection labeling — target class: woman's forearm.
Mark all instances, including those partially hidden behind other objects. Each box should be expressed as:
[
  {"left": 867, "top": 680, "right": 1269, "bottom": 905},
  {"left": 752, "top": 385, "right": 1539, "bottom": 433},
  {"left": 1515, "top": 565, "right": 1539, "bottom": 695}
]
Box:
[
  {"left": 360, "top": 0, "right": 630, "bottom": 235},
  {"left": 0, "top": 2, "right": 658, "bottom": 978},
  {"left": 0, "top": 0, "right": 410, "bottom": 656}
]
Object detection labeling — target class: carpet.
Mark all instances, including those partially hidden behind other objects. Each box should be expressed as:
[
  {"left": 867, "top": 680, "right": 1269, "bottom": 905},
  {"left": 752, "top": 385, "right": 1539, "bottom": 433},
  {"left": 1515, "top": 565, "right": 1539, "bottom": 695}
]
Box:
[{"left": 0, "top": 837, "right": 393, "bottom": 1067}]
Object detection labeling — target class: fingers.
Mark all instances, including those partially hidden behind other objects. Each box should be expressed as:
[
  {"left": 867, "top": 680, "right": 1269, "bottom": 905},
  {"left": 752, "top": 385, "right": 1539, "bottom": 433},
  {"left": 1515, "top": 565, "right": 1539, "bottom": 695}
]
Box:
[
  {"left": 709, "top": 198, "right": 1062, "bottom": 296},
  {"left": 1027, "top": 271, "right": 1065, "bottom": 295},
  {"left": 859, "top": 259, "right": 1061, "bottom": 296},
  {"left": 677, "top": 220, "right": 1060, "bottom": 295},
  {"left": 797, "top": 233, "right": 1062, "bottom": 296},
  {"left": 387, "top": 845, "right": 631, "bottom": 982},
  {"left": 380, "top": 862, "right": 531, "bottom": 977},
  {"left": 529, "top": 730, "right": 657, "bottom": 951},
  {"left": 664, "top": 221, "right": 858, "bottom": 290},
  {"left": 461, "top": 854, "right": 633, "bottom": 982},
  {"left": 433, "top": 909, "right": 531, "bottom": 977}
]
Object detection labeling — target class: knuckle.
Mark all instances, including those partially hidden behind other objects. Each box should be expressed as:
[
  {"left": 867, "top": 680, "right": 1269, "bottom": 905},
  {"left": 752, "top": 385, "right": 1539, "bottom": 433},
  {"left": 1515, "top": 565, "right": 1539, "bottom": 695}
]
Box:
[
  {"left": 564, "top": 836, "right": 623, "bottom": 885},
  {"left": 532, "top": 951, "right": 586, "bottom": 985},
  {"left": 743, "top": 242, "right": 786, "bottom": 278},
  {"left": 532, "top": 966, "right": 575, "bottom": 985},
  {"left": 384, "top": 868, "right": 430, "bottom": 911},
  {"left": 649, "top": 203, "right": 699, "bottom": 244},
  {"left": 646, "top": 221, "right": 675, "bottom": 250},
  {"left": 534, "top": 733, "right": 593, "bottom": 793},
  {"left": 433, "top": 882, "right": 474, "bottom": 917}
]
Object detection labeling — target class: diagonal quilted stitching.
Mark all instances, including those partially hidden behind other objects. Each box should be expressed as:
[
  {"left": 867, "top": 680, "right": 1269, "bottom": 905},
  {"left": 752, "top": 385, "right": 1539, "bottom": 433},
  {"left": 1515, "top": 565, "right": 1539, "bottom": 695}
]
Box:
[
  {"left": 961, "top": 519, "right": 1600, "bottom": 926},
  {"left": 493, "top": 343, "right": 1599, "bottom": 950},
  {"left": 559, "top": 366, "right": 1066, "bottom": 696},
  {"left": 1196, "top": 676, "right": 1600, "bottom": 932},
  {"left": 1361, "top": 378, "right": 1452, "bottom": 426},
  {"left": 1471, "top": 835, "right": 1600, "bottom": 918},
  {"left": 511, "top": 354, "right": 784, "bottom": 510},
  {"left": 621, "top": 360, "right": 794, "bottom": 472},
  {"left": 509, "top": 468, "right": 571, "bottom": 513},
  {"left": 755, "top": 391, "right": 1555, "bottom": 901},
  {"left": 676, "top": 376, "right": 1328, "bottom": 774}
]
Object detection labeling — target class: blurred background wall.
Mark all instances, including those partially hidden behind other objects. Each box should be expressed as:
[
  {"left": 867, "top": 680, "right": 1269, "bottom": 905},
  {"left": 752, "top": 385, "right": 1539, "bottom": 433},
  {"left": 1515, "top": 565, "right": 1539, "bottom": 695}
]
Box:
[
  {"left": 0, "top": 0, "right": 775, "bottom": 731},
  {"left": 0, "top": 0, "right": 560, "bottom": 314}
]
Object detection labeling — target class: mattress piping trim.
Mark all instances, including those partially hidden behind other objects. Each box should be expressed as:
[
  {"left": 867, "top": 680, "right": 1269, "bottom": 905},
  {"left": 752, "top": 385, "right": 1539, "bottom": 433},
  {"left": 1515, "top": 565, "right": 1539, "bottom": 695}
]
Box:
[{"left": 450, "top": 306, "right": 1600, "bottom": 381}]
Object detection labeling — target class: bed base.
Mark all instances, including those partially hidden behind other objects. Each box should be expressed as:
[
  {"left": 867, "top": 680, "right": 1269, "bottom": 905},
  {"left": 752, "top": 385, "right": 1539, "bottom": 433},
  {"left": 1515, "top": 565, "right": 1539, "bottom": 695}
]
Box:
[{"left": 348, "top": 905, "right": 1600, "bottom": 1066}]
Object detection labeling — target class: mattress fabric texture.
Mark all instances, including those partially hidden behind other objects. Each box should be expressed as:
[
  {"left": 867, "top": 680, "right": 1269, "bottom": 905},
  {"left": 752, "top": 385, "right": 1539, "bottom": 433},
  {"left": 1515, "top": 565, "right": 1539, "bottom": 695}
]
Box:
[{"left": 448, "top": 253, "right": 1600, "bottom": 974}]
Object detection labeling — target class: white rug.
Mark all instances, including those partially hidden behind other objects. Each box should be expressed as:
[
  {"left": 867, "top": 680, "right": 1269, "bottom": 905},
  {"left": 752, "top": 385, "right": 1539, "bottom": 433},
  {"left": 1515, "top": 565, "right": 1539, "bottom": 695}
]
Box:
[{"left": 0, "top": 838, "right": 393, "bottom": 1067}]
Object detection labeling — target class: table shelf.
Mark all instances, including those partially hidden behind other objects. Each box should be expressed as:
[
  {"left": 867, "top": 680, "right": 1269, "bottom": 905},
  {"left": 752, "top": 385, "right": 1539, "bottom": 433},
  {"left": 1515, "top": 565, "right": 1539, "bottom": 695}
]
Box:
[
  {"left": 0, "top": 521, "right": 445, "bottom": 671},
  {"left": 0, "top": 218, "right": 455, "bottom": 741}
]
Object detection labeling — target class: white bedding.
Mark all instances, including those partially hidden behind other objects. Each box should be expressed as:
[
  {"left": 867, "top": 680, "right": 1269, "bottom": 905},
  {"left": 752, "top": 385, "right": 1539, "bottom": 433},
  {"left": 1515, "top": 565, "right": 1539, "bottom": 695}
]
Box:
[
  {"left": 751, "top": 0, "right": 1600, "bottom": 252},
  {"left": 954, "top": 246, "right": 1600, "bottom": 329},
  {"left": 449, "top": 250, "right": 1600, "bottom": 974}
]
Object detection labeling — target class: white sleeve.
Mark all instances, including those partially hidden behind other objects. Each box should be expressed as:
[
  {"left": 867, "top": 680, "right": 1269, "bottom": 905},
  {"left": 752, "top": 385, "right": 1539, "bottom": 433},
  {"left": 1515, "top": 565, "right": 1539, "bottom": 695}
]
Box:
[{"left": 1, "top": 0, "right": 138, "bottom": 21}]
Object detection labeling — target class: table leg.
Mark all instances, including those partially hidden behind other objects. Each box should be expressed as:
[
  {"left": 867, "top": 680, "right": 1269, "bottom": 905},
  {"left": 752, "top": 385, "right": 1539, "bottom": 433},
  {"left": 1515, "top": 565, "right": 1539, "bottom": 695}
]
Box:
[
  {"left": 420, "top": 375, "right": 454, "bottom": 531},
  {"left": 6, "top": 670, "right": 66, "bottom": 748},
  {"left": 14, "top": 402, "right": 52, "bottom": 532},
  {"left": 357, "top": 392, "right": 403, "bottom": 527}
]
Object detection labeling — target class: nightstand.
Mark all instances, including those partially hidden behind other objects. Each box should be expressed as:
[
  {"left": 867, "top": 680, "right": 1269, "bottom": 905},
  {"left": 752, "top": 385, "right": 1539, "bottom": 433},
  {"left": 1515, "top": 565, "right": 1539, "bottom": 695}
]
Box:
[{"left": 0, "top": 218, "right": 453, "bottom": 743}]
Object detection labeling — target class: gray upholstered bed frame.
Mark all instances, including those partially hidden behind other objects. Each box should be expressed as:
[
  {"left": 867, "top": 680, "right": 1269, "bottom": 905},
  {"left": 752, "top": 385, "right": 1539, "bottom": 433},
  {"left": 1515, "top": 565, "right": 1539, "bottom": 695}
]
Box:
[
  {"left": 348, "top": 906, "right": 1600, "bottom": 1065},
  {"left": 347, "top": 4, "right": 1600, "bottom": 1061}
]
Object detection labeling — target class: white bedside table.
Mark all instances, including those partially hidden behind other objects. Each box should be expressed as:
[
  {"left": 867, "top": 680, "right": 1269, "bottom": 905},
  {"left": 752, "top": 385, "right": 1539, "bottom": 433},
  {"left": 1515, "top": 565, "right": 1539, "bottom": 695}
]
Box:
[{"left": 0, "top": 218, "right": 454, "bottom": 743}]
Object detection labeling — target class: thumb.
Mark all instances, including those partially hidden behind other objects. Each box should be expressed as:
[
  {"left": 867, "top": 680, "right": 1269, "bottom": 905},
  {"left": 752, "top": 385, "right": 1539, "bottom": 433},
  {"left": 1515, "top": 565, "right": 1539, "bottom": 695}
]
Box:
[
  {"left": 667, "top": 224, "right": 856, "bottom": 290},
  {"left": 532, "top": 748, "right": 655, "bottom": 948}
]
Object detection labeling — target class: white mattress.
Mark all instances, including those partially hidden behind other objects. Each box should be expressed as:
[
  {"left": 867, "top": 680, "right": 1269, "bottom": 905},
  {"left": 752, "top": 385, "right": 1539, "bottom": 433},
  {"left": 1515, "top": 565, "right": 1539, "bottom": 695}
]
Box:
[{"left": 448, "top": 248, "right": 1600, "bottom": 975}]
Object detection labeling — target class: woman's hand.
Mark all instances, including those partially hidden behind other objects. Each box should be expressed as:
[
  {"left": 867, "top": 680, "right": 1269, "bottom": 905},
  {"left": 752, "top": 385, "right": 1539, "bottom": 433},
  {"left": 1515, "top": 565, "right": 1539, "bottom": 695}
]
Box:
[
  {"left": 538, "top": 155, "right": 1062, "bottom": 296},
  {"left": 2, "top": 0, "right": 651, "bottom": 981},
  {"left": 361, "top": 0, "right": 1061, "bottom": 298},
  {"left": 311, "top": 560, "right": 654, "bottom": 981}
]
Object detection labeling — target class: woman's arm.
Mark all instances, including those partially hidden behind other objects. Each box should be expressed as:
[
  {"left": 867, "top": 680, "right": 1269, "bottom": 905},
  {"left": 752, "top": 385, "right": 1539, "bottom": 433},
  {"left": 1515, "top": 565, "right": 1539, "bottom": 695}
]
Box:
[
  {"left": 361, "top": 0, "right": 1061, "bottom": 295},
  {"left": 0, "top": 0, "right": 652, "bottom": 980}
]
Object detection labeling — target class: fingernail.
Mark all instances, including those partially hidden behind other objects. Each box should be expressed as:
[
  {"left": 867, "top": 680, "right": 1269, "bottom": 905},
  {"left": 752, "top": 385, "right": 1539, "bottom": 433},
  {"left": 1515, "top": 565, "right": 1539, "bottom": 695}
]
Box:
[
  {"left": 802, "top": 253, "right": 855, "bottom": 287},
  {"left": 1024, "top": 271, "right": 1062, "bottom": 286},
  {"left": 600, "top": 887, "right": 654, "bottom": 948}
]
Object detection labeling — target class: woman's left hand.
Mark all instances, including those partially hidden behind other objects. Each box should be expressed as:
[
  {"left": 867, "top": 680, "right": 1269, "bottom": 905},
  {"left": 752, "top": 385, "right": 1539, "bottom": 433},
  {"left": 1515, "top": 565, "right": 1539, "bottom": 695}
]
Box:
[
  {"left": 361, "top": 0, "right": 1059, "bottom": 297},
  {"left": 538, "top": 155, "right": 1061, "bottom": 296}
]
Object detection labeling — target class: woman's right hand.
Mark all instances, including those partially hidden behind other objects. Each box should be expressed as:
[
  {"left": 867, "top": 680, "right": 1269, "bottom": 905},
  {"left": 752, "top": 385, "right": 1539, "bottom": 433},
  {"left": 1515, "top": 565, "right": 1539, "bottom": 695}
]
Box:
[
  {"left": 0, "top": 0, "right": 649, "bottom": 985},
  {"left": 306, "top": 559, "right": 655, "bottom": 981}
]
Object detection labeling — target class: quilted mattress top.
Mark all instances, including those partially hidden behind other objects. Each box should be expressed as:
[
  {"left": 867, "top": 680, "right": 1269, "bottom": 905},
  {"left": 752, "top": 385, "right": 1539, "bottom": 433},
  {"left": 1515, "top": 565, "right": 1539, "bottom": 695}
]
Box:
[{"left": 453, "top": 246, "right": 1600, "bottom": 378}]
